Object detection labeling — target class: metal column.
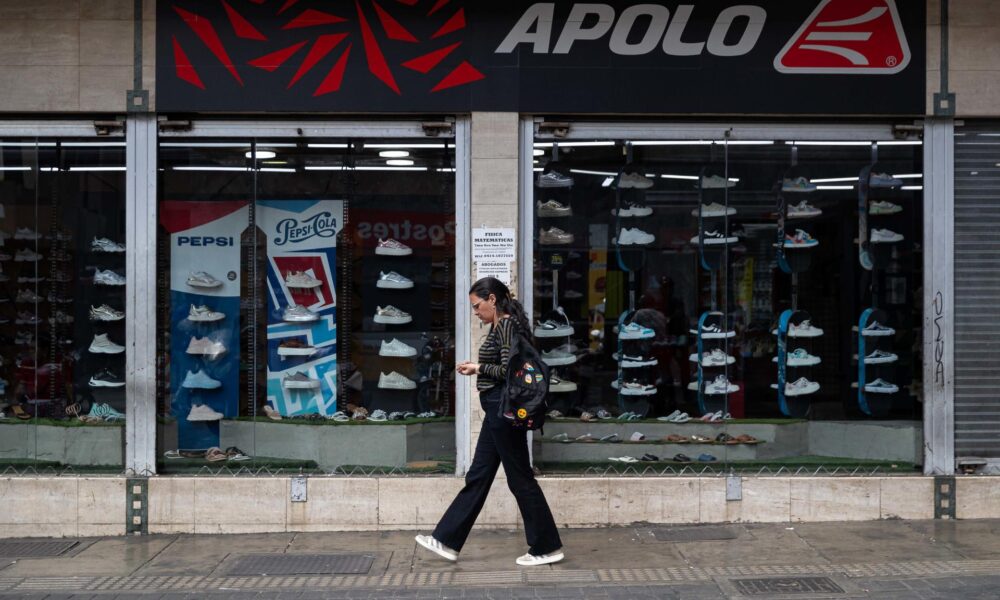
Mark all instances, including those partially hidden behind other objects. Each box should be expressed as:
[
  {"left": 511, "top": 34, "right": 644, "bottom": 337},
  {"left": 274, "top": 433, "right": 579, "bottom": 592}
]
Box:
[{"left": 454, "top": 116, "right": 473, "bottom": 476}]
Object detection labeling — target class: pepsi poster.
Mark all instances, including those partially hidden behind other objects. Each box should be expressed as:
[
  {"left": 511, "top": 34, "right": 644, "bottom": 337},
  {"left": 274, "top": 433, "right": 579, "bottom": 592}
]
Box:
[
  {"left": 161, "top": 201, "right": 248, "bottom": 450},
  {"left": 157, "top": 0, "right": 924, "bottom": 115},
  {"left": 257, "top": 200, "right": 344, "bottom": 417}
]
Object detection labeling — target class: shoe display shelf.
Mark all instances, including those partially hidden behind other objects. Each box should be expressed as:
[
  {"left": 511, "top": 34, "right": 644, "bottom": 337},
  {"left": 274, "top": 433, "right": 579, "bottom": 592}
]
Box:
[
  {"left": 858, "top": 161, "right": 905, "bottom": 272},
  {"left": 771, "top": 309, "right": 819, "bottom": 418},
  {"left": 692, "top": 167, "right": 738, "bottom": 272},
  {"left": 775, "top": 167, "right": 819, "bottom": 274},
  {"left": 84, "top": 232, "right": 127, "bottom": 416},
  {"left": 688, "top": 311, "right": 737, "bottom": 416},
  {"left": 852, "top": 307, "right": 898, "bottom": 417}
]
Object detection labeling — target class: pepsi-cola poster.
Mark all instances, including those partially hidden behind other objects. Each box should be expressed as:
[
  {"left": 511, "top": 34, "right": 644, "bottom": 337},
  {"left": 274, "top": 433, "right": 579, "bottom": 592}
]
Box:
[
  {"left": 257, "top": 200, "right": 344, "bottom": 417},
  {"left": 161, "top": 201, "right": 248, "bottom": 450},
  {"left": 157, "top": 0, "right": 924, "bottom": 115}
]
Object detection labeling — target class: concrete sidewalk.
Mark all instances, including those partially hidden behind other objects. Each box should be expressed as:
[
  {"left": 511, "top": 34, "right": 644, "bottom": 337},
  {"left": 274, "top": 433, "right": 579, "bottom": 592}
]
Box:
[{"left": 2, "top": 520, "right": 1000, "bottom": 598}]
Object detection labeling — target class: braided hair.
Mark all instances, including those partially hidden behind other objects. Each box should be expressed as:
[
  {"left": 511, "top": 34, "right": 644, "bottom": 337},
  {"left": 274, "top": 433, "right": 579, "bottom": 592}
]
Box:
[{"left": 469, "top": 277, "right": 533, "bottom": 343}]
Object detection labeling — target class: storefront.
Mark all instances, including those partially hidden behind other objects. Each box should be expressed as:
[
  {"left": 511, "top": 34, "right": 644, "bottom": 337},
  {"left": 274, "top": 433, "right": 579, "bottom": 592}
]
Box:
[{"left": 7, "top": 0, "right": 993, "bottom": 536}]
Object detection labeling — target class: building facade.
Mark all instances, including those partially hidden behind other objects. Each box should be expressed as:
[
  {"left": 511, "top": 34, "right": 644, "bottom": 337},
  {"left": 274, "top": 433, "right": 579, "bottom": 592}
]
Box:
[{"left": 0, "top": 0, "right": 998, "bottom": 537}]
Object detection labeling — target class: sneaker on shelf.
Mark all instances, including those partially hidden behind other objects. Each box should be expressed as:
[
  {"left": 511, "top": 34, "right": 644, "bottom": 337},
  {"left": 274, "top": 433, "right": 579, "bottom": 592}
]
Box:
[
  {"left": 15, "top": 289, "right": 41, "bottom": 303},
  {"left": 379, "top": 338, "right": 417, "bottom": 357},
  {"left": 90, "top": 304, "right": 124, "bottom": 321},
  {"left": 368, "top": 409, "right": 388, "bottom": 422},
  {"left": 864, "top": 349, "right": 898, "bottom": 364},
  {"left": 186, "top": 271, "right": 221, "bottom": 288},
  {"left": 699, "top": 175, "right": 736, "bottom": 189},
  {"left": 704, "top": 374, "right": 739, "bottom": 395},
  {"left": 14, "top": 228, "right": 41, "bottom": 240},
  {"left": 865, "top": 378, "right": 899, "bottom": 393},
  {"left": 15, "top": 312, "right": 40, "bottom": 325},
  {"left": 862, "top": 321, "right": 895, "bottom": 337},
  {"left": 617, "top": 171, "right": 654, "bottom": 189},
  {"left": 781, "top": 176, "right": 817, "bottom": 192},
  {"left": 283, "top": 371, "right": 320, "bottom": 390},
  {"left": 784, "top": 377, "right": 820, "bottom": 396},
  {"left": 186, "top": 336, "right": 227, "bottom": 357},
  {"left": 375, "top": 237, "right": 412, "bottom": 256},
  {"left": 772, "top": 347, "right": 821, "bottom": 366},
  {"left": 14, "top": 249, "right": 41, "bottom": 262},
  {"left": 278, "top": 339, "right": 317, "bottom": 357},
  {"left": 95, "top": 269, "right": 127, "bottom": 286},
  {"left": 285, "top": 271, "right": 322, "bottom": 289},
  {"left": 690, "top": 323, "right": 735, "bottom": 339},
  {"left": 692, "top": 202, "right": 736, "bottom": 218},
  {"left": 534, "top": 319, "right": 573, "bottom": 338},
  {"left": 283, "top": 304, "right": 320, "bottom": 322},
  {"left": 621, "top": 354, "right": 657, "bottom": 368},
  {"left": 88, "top": 368, "right": 125, "bottom": 388},
  {"left": 541, "top": 347, "right": 577, "bottom": 366},
  {"left": 788, "top": 200, "right": 822, "bottom": 218},
  {"left": 613, "top": 227, "right": 655, "bottom": 246},
  {"left": 783, "top": 228, "right": 819, "bottom": 248},
  {"left": 373, "top": 305, "right": 412, "bottom": 325},
  {"left": 537, "top": 199, "right": 572, "bottom": 217},
  {"left": 870, "top": 172, "right": 903, "bottom": 188},
  {"left": 48, "top": 311, "right": 73, "bottom": 325},
  {"left": 91, "top": 237, "right": 125, "bottom": 253},
  {"left": 690, "top": 230, "right": 738, "bottom": 245},
  {"left": 14, "top": 332, "right": 33, "bottom": 345},
  {"left": 689, "top": 348, "right": 735, "bottom": 366},
  {"left": 539, "top": 227, "right": 574, "bottom": 245},
  {"left": 181, "top": 370, "right": 222, "bottom": 390},
  {"left": 612, "top": 199, "right": 653, "bottom": 217},
  {"left": 187, "top": 404, "right": 224, "bottom": 421},
  {"left": 620, "top": 380, "right": 655, "bottom": 395},
  {"left": 619, "top": 322, "right": 655, "bottom": 340},
  {"left": 870, "top": 228, "right": 904, "bottom": 243},
  {"left": 88, "top": 402, "right": 125, "bottom": 422},
  {"left": 869, "top": 200, "right": 902, "bottom": 215},
  {"left": 549, "top": 372, "right": 578, "bottom": 393},
  {"left": 187, "top": 304, "right": 224, "bottom": 322},
  {"left": 377, "top": 270, "right": 414, "bottom": 289},
  {"left": 537, "top": 170, "right": 574, "bottom": 188},
  {"left": 89, "top": 333, "right": 125, "bottom": 354},
  {"left": 773, "top": 320, "right": 823, "bottom": 337},
  {"left": 378, "top": 371, "right": 417, "bottom": 390}
]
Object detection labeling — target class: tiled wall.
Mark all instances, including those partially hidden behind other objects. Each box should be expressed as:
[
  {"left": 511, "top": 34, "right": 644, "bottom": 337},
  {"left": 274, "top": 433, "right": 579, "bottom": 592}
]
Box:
[{"left": 927, "top": 0, "right": 1000, "bottom": 115}]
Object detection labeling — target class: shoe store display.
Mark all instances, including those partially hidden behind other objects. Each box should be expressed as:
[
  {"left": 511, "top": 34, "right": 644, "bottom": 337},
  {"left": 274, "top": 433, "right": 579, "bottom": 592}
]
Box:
[
  {"left": 537, "top": 170, "right": 574, "bottom": 188},
  {"left": 864, "top": 349, "right": 898, "bottom": 364},
  {"left": 549, "top": 372, "right": 578, "bottom": 393},
  {"left": 14, "top": 249, "right": 41, "bottom": 262},
  {"left": 612, "top": 199, "right": 653, "bottom": 217},
  {"left": 283, "top": 371, "right": 321, "bottom": 389},
  {"left": 869, "top": 200, "right": 902, "bottom": 215},
  {"left": 278, "top": 339, "right": 317, "bottom": 357},
  {"left": 187, "top": 404, "right": 224, "bottom": 421},
  {"left": 864, "top": 378, "right": 899, "bottom": 394},
  {"left": 617, "top": 171, "right": 654, "bottom": 189},
  {"left": 539, "top": 227, "right": 574, "bottom": 245},
  {"left": 535, "top": 318, "right": 574, "bottom": 338},
  {"left": 772, "top": 348, "right": 821, "bottom": 366},
  {"left": 285, "top": 270, "right": 322, "bottom": 288},
  {"left": 374, "top": 305, "right": 412, "bottom": 325},
  {"left": 89, "top": 333, "right": 125, "bottom": 354},
  {"left": 186, "top": 337, "right": 227, "bottom": 357},
  {"left": 783, "top": 229, "right": 819, "bottom": 248},
  {"left": 862, "top": 321, "right": 895, "bottom": 337},
  {"left": 690, "top": 323, "right": 735, "bottom": 339},
  {"left": 699, "top": 174, "right": 735, "bottom": 189},
  {"left": 379, "top": 338, "right": 417, "bottom": 357},
  {"left": 187, "top": 304, "right": 224, "bottom": 322},
  {"left": 89, "top": 369, "right": 125, "bottom": 388},
  {"left": 375, "top": 237, "right": 412, "bottom": 256},
  {"left": 690, "top": 348, "right": 735, "bottom": 366},
  {"left": 781, "top": 176, "right": 817, "bottom": 192},
  {"left": 613, "top": 227, "right": 655, "bottom": 245},
  {"left": 94, "top": 269, "right": 126, "bottom": 286},
  {"left": 771, "top": 377, "right": 820, "bottom": 396},
  {"left": 690, "top": 230, "right": 738, "bottom": 245},
  {"left": 692, "top": 202, "right": 736, "bottom": 218},
  {"left": 186, "top": 271, "right": 221, "bottom": 288},
  {"left": 90, "top": 237, "right": 125, "bottom": 252},
  {"left": 537, "top": 199, "right": 572, "bottom": 217},
  {"left": 788, "top": 200, "right": 822, "bottom": 218},
  {"left": 283, "top": 304, "right": 320, "bottom": 322},
  {"left": 15, "top": 289, "right": 41, "bottom": 303},
  {"left": 773, "top": 320, "right": 824, "bottom": 338},
  {"left": 869, "top": 172, "right": 903, "bottom": 188},
  {"left": 619, "top": 322, "right": 655, "bottom": 340},
  {"left": 14, "top": 227, "right": 41, "bottom": 240},
  {"left": 541, "top": 347, "right": 577, "bottom": 366},
  {"left": 376, "top": 270, "right": 414, "bottom": 289},
  {"left": 378, "top": 371, "right": 417, "bottom": 389},
  {"left": 870, "top": 228, "right": 904, "bottom": 243}
]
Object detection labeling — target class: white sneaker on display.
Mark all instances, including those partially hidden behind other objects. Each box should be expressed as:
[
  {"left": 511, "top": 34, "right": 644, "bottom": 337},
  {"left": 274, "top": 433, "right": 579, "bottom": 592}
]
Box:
[
  {"left": 188, "top": 304, "right": 225, "bottom": 322},
  {"left": 870, "top": 200, "right": 902, "bottom": 215},
  {"left": 90, "top": 304, "right": 125, "bottom": 321},
  {"left": 94, "top": 269, "right": 126, "bottom": 286},
  {"left": 375, "top": 238, "right": 412, "bottom": 256},
  {"left": 613, "top": 227, "right": 655, "bottom": 246},
  {"left": 91, "top": 237, "right": 125, "bottom": 253},
  {"left": 376, "top": 271, "right": 414, "bottom": 289},
  {"left": 788, "top": 200, "right": 822, "bottom": 218},
  {"left": 699, "top": 175, "right": 735, "bottom": 189},
  {"left": 692, "top": 202, "right": 736, "bottom": 218},
  {"left": 374, "top": 305, "right": 412, "bottom": 325},
  {"left": 870, "top": 228, "right": 904, "bottom": 243},
  {"left": 182, "top": 369, "right": 222, "bottom": 390},
  {"left": 704, "top": 375, "right": 739, "bottom": 395},
  {"left": 283, "top": 371, "right": 321, "bottom": 389},
  {"left": 89, "top": 333, "right": 124, "bottom": 354},
  {"left": 187, "top": 404, "right": 224, "bottom": 421},
  {"left": 689, "top": 348, "right": 735, "bottom": 366},
  {"left": 379, "top": 338, "right": 417, "bottom": 357},
  {"left": 617, "top": 172, "right": 653, "bottom": 189},
  {"left": 537, "top": 199, "right": 572, "bottom": 217},
  {"left": 186, "top": 336, "right": 226, "bottom": 357},
  {"left": 283, "top": 305, "right": 320, "bottom": 322},
  {"left": 186, "top": 271, "right": 222, "bottom": 288},
  {"left": 379, "top": 371, "right": 417, "bottom": 390},
  {"left": 285, "top": 271, "right": 322, "bottom": 289}
]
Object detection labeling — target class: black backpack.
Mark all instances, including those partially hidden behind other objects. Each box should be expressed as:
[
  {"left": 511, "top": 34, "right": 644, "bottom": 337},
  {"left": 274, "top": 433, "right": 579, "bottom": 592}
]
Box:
[{"left": 498, "top": 325, "right": 550, "bottom": 431}]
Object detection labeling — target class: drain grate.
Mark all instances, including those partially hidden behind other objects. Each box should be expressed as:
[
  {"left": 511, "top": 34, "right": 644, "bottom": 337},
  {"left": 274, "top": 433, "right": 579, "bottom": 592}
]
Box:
[
  {"left": 732, "top": 576, "right": 845, "bottom": 596},
  {"left": 650, "top": 526, "right": 739, "bottom": 542},
  {"left": 0, "top": 541, "right": 78, "bottom": 558},
  {"left": 225, "top": 554, "right": 374, "bottom": 576}
]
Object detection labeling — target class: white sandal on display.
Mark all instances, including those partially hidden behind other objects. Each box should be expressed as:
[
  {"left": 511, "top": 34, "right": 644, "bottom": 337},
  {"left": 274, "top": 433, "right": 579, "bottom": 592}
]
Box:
[
  {"left": 515, "top": 550, "right": 565, "bottom": 566},
  {"left": 415, "top": 534, "right": 458, "bottom": 561}
]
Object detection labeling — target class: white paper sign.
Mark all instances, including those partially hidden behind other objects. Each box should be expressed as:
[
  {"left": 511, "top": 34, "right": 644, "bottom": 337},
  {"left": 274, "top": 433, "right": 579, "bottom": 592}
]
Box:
[{"left": 473, "top": 228, "right": 515, "bottom": 285}]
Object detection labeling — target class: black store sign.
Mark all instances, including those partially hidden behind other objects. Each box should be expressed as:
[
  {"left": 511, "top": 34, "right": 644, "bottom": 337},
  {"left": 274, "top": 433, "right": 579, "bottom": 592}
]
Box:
[{"left": 157, "top": 0, "right": 925, "bottom": 115}]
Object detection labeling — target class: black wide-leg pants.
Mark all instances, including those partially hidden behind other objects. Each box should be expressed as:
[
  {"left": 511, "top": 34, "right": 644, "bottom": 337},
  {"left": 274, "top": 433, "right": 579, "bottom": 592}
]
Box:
[{"left": 433, "top": 386, "right": 562, "bottom": 556}]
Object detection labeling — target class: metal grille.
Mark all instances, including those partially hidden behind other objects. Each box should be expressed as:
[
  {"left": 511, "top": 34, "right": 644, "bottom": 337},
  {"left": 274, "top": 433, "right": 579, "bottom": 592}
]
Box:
[
  {"left": 731, "top": 576, "right": 845, "bottom": 596},
  {"left": 224, "top": 553, "right": 374, "bottom": 576},
  {"left": 0, "top": 541, "right": 78, "bottom": 557},
  {"left": 954, "top": 121, "right": 1000, "bottom": 458}
]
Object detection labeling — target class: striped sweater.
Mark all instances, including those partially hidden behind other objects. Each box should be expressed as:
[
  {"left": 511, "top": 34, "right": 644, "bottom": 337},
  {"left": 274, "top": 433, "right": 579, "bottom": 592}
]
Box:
[{"left": 477, "top": 317, "right": 515, "bottom": 392}]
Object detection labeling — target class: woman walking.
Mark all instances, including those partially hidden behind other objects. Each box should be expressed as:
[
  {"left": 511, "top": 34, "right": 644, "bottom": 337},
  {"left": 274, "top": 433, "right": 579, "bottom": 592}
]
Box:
[{"left": 415, "top": 277, "right": 564, "bottom": 566}]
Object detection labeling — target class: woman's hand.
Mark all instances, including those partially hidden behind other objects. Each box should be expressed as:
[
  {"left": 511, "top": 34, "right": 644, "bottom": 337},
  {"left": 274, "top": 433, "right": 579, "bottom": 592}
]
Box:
[{"left": 456, "top": 361, "right": 479, "bottom": 376}]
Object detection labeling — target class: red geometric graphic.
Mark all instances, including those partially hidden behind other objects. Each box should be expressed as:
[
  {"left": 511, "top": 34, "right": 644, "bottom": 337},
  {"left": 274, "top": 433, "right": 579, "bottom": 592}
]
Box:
[
  {"left": 427, "top": 0, "right": 449, "bottom": 16},
  {"left": 402, "top": 42, "right": 459, "bottom": 74},
  {"left": 172, "top": 36, "right": 205, "bottom": 89},
  {"left": 356, "top": 0, "right": 401, "bottom": 94},
  {"left": 431, "top": 8, "right": 464, "bottom": 39},
  {"left": 173, "top": 5, "right": 244, "bottom": 85},
  {"left": 222, "top": 0, "right": 267, "bottom": 41},
  {"left": 373, "top": 1, "right": 417, "bottom": 42},
  {"left": 774, "top": 0, "right": 910, "bottom": 74},
  {"left": 283, "top": 9, "right": 347, "bottom": 30},
  {"left": 249, "top": 41, "right": 309, "bottom": 71},
  {"left": 431, "top": 60, "right": 483, "bottom": 92},
  {"left": 277, "top": 0, "right": 299, "bottom": 14},
  {"left": 314, "top": 44, "right": 352, "bottom": 96},
  {"left": 288, "top": 34, "right": 348, "bottom": 88}
]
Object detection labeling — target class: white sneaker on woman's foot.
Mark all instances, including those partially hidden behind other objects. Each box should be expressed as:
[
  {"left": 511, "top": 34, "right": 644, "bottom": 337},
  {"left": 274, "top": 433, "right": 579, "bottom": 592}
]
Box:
[
  {"left": 415, "top": 534, "right": 458, "bottom": 561},
  {"left": 515, "top": 550, "right": 564, "bottom": 566}
]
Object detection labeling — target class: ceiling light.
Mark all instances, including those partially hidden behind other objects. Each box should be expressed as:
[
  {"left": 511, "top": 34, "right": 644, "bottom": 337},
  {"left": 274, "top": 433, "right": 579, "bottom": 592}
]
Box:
[
  {"left": 68, "top": 166, "right": 126, "bottom": 172},
  {"left": 246, "top": 150, "right": 276, "bottom": 160},
  {"left": 386, "top": 159, "right": 414, "bottom": 166},
  {"left": 379, "top": 150, "right": 410, "bottom": 158},
  {"left": 816, "top": 185, "right": 854, "bottom": 190},
  {"left": 364, "top": 143, "right": 447, "bottom": 149},
  {"left": 307, "top": 143, "right": 351, "bottom": 148},
  {"left": 533, "top": 141, "right": 615, "bottom": 148},
  {"left": 533, "top": 149, "right": 545, "bottom": 156}
]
